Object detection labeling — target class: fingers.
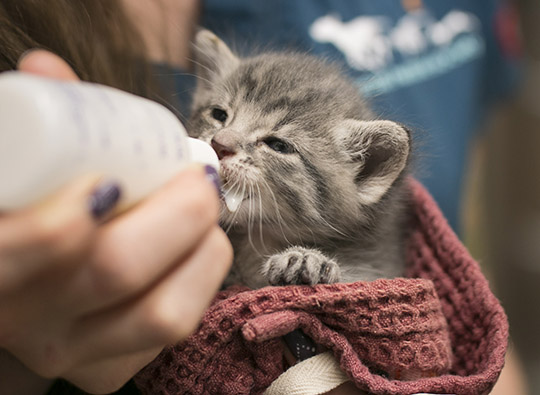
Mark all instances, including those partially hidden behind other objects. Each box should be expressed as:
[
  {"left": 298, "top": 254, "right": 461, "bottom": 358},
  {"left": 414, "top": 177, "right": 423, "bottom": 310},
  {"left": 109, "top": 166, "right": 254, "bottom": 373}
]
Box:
[
  {"left": 136, "top": 226, "right": 232, "bottom": 344},
  {"left": 0, "top": 176, "right": 120, "bottom": 371},
  {"left": 63, "top": 167, "right": 231, "bottom": 370},
  {"left": 70, "top": 225, "right": 232, "bottom": 362},
  {"left": 0, "top": 168, "right": 231, "bottom": 379},
  {"left": 0, "top": 176, "right": 108, "bottom": 290},
  {"left": 17, "top": 49, "right": 79, "bottom": 81},
  {"left": 79, "top": 167, "right": 221, "bottom": 306}
]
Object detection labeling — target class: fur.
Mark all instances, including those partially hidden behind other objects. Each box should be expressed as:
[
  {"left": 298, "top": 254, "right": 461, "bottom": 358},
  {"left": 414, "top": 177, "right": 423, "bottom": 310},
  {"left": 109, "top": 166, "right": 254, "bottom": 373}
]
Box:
[{"left": 188, "top": 30, "right": 412, "bottom": 289}]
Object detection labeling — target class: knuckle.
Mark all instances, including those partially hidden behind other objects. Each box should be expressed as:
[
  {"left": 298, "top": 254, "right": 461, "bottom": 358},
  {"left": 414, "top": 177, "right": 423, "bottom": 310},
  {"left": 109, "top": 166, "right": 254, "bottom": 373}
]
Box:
[
  {"left": 92, "top": 264, "right": 143, "bottom": 300},
  {"left": 31, "top": 211, "right": 91, "bottom": 256},
  {"left": 31, "top": 217, "right": 64, "bottom": 247},
  {"left": 90, "top": 237, "right": 145, "bottom": 297},
  {"left": 145, "top": 304, "right": 200, "bottom": 344}
]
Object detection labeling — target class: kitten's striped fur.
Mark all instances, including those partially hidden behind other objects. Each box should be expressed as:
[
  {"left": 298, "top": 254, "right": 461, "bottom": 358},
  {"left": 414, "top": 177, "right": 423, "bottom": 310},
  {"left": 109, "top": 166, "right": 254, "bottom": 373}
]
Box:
[{"left": 188, "top": 30, "right": 412, "bottom": 289}]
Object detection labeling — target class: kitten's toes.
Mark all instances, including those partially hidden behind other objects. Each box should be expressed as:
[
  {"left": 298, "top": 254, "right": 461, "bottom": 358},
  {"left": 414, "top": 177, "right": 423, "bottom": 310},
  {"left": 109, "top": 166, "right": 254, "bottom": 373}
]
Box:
[
  {"left": 262, "top": 247, "right": 341, "bottom": 286},
  {"left": 313, "top": 259, "right": 341, "bottom": 284}
]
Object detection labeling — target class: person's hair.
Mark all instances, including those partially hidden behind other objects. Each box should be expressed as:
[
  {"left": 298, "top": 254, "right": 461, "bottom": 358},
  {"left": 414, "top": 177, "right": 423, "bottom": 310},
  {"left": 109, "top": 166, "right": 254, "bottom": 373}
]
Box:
[{"left": 0, "top": 0, "right": 155, "bottom": 98}]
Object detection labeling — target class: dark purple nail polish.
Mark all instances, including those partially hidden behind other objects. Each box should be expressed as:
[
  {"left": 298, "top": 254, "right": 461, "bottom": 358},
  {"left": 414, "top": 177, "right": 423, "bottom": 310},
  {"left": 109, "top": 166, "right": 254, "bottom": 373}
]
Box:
[
  {"left": 283, "top": 329, "right": 317, "bottom": 361},
  {"left": 89, "top": 182, "right": 121, "bottom": 219},
  {"left": 204, "top": 165, "right": 222, "bottom": 196}
]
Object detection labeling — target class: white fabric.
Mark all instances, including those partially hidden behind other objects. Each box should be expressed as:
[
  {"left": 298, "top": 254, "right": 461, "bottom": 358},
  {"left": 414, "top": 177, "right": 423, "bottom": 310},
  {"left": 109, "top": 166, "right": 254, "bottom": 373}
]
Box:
[
  {"left": 263, "top": 351, "right": 454, "bottom": 395},
  {"left": 264, "top": 352, "right": 349, "bottom": 395}
]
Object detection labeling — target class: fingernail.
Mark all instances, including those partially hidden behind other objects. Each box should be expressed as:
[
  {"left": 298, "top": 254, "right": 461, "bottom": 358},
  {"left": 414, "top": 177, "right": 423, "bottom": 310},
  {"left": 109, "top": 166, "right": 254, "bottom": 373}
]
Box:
[
  {"left": 89, "top": 181, "right": 122, "bottom": 219},
  {"left": 283, "top": 329, "right": 318, "bottom": 361},
  {"left": 204, "top": 165, "right": 222, "bottom": 196}
]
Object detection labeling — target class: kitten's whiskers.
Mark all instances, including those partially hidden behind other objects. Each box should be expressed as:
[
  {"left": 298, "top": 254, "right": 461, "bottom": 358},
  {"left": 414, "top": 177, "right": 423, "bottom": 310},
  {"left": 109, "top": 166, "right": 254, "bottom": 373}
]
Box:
[
  {"left": 316, "top": 213, "right": 351, "bottom": 240},
  {"left": 246, "top": 180, "right": 257, "bottom": 254},
  {"left": 259, "top": 177, "right": 290, "bottom": 245},
  {"left": 254, "top": 181, "right": 268, "bottom": 253}
]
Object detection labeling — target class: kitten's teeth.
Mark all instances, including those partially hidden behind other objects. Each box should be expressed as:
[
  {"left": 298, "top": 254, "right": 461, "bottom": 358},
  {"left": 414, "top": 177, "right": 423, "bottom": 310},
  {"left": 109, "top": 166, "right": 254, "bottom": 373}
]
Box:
[{"left": 223, "top": 188, "right": 243, "bottom": 212}]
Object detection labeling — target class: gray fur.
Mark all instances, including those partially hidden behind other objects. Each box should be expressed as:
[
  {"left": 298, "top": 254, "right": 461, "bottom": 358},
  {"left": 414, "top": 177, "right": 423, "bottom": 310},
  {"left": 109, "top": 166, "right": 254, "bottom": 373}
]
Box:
[{"left": 189, "top": 30, "right": 412, "bottom": 289}]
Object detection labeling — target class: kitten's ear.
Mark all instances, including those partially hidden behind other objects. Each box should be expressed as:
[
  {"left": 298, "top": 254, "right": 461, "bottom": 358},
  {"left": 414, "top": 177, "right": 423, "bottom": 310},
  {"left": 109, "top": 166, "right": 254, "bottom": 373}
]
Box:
[
  {"left": 192, "top": 29, "right": 240, "bottom": 85},
  {"left": 336, "top": 120, "right": 411, "bottom": 205}
]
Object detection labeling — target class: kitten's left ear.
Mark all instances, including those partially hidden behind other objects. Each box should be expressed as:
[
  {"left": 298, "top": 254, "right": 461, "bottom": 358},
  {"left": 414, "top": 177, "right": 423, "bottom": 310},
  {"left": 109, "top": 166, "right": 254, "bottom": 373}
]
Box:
[
  {"left": 336, "top": 119, "right": 411, "bottom": 205},
  {"left": 192, "top": 29, "right": 240, "bottom": 86}
]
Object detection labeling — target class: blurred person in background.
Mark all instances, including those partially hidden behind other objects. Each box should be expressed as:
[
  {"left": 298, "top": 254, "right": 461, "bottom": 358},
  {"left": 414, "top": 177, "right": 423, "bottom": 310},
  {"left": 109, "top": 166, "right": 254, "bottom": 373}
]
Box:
[{"left": 481, "top": 1, "right": 540, "bottom": 394}]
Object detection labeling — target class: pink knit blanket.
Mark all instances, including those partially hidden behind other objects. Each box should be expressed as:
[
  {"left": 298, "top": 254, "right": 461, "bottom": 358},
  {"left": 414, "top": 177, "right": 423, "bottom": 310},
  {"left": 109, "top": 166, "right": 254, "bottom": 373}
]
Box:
[{"left": 135, "top": 180, "right": 508, "bottom": 395}]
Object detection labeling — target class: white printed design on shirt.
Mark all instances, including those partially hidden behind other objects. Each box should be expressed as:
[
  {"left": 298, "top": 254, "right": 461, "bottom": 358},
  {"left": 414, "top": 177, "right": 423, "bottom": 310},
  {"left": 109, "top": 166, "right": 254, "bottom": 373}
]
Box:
[
  {"left": 309, "top": 9, "right": 479, "bottom": 72},
  {"left": 309, "top": 9, "right": 485, "bottom": 96}
]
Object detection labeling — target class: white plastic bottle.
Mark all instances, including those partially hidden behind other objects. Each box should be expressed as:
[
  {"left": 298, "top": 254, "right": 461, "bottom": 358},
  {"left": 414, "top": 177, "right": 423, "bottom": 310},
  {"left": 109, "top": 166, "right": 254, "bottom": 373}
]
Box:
[{"left": 0, "top": 72, "right": 219, "bottom": 211}]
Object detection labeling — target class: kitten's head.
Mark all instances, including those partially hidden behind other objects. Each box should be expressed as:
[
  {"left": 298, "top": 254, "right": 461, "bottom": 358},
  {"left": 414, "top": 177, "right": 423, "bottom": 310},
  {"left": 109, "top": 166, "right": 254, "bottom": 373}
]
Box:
[{"left": 189, "top": 30, "right": 410, "bottom": 240}]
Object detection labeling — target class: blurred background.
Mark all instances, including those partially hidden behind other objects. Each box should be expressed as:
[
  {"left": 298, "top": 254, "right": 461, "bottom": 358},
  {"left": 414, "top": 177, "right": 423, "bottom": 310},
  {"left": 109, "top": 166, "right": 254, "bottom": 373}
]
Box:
[{"left": 463, "top": 1, "right": 540, "bottom": 394}]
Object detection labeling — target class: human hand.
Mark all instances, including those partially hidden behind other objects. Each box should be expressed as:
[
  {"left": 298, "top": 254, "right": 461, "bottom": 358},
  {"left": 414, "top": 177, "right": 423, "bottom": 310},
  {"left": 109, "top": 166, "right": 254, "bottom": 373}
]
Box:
[{"left": 0, "top": 50, "right": 232, "bottom": 394}]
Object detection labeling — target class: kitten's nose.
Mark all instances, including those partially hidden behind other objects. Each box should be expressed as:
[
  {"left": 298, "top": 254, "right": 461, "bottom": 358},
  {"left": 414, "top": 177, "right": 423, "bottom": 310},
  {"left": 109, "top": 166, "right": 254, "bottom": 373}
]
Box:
[{"left": 211, "top": 137, "right": 236, "bottom": 160}]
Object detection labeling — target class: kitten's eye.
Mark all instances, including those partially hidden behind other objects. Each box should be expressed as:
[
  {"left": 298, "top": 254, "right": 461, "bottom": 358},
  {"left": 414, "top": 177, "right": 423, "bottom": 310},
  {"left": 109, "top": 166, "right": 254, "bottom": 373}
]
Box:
[
  {"left": 263, "top": 137, "right": 295, "bottom": 154},
  {"left": 211, "top": 108, "right": 228, "bottom": 123}
]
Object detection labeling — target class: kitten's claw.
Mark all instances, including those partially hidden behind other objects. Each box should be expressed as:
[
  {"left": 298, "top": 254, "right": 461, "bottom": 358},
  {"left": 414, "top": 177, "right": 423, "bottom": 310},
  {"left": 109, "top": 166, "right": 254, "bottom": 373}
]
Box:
[{"left": 262, "top": 247, "right": 341, "bottom": 286}]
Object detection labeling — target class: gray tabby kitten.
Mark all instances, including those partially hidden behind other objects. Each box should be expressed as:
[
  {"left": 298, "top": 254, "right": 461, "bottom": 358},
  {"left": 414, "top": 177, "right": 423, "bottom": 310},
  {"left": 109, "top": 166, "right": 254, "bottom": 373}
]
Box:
[{"left": 188, "top": 30, "right": 412, "bottom": 289}]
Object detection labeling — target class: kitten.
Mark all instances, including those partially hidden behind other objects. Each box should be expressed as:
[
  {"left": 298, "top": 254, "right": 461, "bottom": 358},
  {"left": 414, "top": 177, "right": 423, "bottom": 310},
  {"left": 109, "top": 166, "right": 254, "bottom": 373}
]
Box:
[{"left": 188, "top": 30, "right": 412, "bottom": 289}]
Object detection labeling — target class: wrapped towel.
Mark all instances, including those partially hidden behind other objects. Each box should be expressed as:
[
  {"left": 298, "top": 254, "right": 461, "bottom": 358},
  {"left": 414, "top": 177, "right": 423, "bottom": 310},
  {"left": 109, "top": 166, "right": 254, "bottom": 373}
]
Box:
[{"left": 134, "top": 180, "right": 508, "bottom": 395}]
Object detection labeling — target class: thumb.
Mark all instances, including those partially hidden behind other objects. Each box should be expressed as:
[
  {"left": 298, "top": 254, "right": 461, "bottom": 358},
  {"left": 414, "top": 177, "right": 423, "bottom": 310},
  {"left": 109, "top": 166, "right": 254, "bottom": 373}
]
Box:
[{"left": 17, "top": 49, "right": 80, "bottom": 81}]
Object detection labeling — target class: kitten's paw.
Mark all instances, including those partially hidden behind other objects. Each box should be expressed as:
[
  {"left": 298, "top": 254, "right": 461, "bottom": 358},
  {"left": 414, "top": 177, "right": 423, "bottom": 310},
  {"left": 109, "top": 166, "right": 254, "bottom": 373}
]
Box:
[{"left": 262, "top": 247, "right": 341, "bottom": 286}]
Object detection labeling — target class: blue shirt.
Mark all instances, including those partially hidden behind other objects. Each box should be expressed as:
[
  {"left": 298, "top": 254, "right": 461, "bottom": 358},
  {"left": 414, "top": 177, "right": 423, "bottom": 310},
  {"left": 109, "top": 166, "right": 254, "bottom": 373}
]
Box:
[{"left": 162, "top": 0, "right": 519, "bottom": 232}]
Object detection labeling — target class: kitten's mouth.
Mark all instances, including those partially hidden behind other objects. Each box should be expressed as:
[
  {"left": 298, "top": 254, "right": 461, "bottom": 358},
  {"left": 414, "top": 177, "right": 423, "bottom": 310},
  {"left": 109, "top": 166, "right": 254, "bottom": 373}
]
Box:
[{"left": 219, "top": 165, "right": 253, "bottom": 213}]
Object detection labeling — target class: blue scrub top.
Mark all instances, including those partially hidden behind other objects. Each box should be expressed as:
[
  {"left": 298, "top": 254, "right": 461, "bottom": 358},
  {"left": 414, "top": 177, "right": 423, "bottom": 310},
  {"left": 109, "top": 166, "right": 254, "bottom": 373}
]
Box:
[{"left": 160, "top": 0, "right": 520, "bottom": 233}]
